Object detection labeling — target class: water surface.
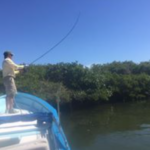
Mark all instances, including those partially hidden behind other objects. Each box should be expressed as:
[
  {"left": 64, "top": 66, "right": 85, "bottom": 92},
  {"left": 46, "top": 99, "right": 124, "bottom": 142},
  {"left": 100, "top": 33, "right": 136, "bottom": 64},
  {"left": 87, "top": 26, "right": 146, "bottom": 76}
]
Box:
[{"left": 61, "top": 101, "right": 150, "bottom": 150}]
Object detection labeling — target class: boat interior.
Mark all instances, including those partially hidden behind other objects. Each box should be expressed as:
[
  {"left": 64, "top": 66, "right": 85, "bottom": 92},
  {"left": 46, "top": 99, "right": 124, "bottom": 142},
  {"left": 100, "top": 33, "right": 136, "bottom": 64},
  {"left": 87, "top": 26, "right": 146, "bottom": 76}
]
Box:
[
  {"left": 0, "top": 93, "right": 68, "bottom": 150},
  {"left": 0, "top": 139, "right": 49, "bottom": 150},
  {"left": 0, "top": 110, "right": 51, "bottom": 150}
]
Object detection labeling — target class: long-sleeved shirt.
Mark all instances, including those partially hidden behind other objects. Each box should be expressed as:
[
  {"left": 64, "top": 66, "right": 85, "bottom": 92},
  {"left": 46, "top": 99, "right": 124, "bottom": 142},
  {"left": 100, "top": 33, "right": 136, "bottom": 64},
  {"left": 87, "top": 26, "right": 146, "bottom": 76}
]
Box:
[{"left": 2, "top": 58, "right": 24, "bottom": 78}]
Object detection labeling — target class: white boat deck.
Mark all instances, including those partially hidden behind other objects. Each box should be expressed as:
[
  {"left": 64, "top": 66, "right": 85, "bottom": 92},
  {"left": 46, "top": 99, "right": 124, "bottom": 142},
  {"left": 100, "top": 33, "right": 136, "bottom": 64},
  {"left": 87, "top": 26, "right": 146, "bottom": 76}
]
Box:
[
  {"left": 0, "top": 109, "right": 36, "bottom": 133},
  {"left": 0, "top": 139, "right": 49, "bottom": 150},
  {"left": 0, "top": 109, "right": 50, "bottom": 150}
]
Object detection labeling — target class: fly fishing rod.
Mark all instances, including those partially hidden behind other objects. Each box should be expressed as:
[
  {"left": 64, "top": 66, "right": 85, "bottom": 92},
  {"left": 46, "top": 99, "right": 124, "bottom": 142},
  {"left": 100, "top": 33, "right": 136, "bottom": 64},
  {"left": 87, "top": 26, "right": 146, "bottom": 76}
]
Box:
[
  {"left": 29, "top": 12, "right": 81, "bottom": 65},
  {"left": 23, "top": 13, "right": 81, "bottom": 123}
]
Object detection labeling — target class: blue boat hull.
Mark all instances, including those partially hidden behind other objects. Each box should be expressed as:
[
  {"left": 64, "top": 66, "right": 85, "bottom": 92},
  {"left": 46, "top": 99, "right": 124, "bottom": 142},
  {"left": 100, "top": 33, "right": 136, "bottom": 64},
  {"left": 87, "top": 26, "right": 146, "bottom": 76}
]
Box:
[{"left": 0, "top": 92, "right": 70, "bottom": 150}]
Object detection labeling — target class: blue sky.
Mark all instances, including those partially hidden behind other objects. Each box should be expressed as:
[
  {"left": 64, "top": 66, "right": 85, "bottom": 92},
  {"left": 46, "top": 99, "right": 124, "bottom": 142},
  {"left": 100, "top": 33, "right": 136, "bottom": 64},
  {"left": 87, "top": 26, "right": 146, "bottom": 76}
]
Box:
[{"left": 0, "top": 0, "right": 150, "bottom": 67}]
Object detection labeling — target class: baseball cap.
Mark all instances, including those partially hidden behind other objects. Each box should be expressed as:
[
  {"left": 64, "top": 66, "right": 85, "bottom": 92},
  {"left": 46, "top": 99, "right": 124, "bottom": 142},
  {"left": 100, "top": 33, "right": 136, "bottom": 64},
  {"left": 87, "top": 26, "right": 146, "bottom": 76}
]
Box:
[{"left": 3, "top": 51, "right": 14, "bottom": 57}]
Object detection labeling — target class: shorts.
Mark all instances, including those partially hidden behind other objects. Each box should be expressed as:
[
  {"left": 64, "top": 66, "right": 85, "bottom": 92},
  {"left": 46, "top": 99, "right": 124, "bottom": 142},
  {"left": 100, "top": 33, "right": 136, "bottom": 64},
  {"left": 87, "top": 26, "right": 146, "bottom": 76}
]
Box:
[{"left": 3, "top": 76, "right": 17, "bottom": 97}]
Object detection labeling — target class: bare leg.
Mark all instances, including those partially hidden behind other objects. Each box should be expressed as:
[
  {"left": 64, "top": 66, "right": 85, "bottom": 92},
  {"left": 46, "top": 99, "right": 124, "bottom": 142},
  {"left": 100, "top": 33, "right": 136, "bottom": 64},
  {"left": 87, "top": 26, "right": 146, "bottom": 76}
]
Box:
[
  {"left": 10, "top": 95, "right": 14, "bottom": 110},
  {"left": 6, "top": 96, "right": 10, "bottom": 111},
  {"left": 6, "top": 95, "right": 14, "bottom": 113}
]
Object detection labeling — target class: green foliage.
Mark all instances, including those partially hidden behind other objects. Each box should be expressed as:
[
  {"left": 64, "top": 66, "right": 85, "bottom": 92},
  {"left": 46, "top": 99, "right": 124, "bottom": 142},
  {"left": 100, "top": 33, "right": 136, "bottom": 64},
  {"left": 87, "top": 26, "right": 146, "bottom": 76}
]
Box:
[
  {"left": 16, "top": 65, "right": 71, "bottom": 104},
  {"left": 1, "top": 61, "right": 150, "bottom": 105}
]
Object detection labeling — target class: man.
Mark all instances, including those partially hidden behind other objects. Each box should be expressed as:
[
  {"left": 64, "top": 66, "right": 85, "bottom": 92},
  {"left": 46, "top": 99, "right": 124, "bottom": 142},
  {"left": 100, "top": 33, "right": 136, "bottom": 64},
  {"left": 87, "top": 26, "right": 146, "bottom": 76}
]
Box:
[{"left": 2, "top": 51, "right": 24, "bottom": 113}]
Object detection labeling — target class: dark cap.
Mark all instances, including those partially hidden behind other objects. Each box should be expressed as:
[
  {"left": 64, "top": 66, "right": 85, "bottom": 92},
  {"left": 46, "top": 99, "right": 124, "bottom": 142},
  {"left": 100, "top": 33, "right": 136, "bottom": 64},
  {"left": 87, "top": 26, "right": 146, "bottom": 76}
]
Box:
[{"left": 3, "top": 51, "right": 13, "bottom": 57}]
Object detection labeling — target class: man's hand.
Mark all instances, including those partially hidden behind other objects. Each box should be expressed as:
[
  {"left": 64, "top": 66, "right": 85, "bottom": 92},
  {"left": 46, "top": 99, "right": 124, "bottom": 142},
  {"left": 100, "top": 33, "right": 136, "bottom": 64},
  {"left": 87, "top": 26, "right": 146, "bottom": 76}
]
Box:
[
  {"left": 23, "top": 64, "right": 29, "bottom": 73},
  {"left": 18, "top": 64, "right": 29, "bottom": 74},
  {"left": 19, "top": 69, "right": 24, "bottom": 74}
]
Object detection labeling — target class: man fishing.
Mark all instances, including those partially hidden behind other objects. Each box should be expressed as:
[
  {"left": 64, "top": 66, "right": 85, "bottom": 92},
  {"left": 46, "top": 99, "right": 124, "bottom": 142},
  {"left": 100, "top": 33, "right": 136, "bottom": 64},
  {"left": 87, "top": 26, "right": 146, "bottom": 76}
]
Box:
[{"left": 2, "top": 51, "right": 25, "bottom": 113}]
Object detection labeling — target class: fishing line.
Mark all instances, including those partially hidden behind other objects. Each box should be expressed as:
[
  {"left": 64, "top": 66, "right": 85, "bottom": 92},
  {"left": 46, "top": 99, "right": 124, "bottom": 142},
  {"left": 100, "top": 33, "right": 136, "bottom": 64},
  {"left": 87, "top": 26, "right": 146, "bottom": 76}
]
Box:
[
  {"left": 24, "top": 13, "right": 80, "bottom": 124},
  {"left": 30, "top": 12, "right": 81, "bottom": 65}
]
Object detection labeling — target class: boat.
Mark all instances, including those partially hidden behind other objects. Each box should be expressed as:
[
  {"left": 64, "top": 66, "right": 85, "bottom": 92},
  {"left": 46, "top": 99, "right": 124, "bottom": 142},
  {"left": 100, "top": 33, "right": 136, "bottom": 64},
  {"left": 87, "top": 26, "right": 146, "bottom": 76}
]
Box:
[{"left": 0, "top": 92, "right": 71, "bottom": 150}]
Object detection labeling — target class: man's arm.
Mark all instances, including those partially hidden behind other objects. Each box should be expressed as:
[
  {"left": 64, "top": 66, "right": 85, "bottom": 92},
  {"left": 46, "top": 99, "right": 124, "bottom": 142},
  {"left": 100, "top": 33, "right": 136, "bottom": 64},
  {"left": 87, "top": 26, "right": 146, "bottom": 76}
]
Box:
[{"left": 6, "top": 59, "right": 24, "bottom": 70}]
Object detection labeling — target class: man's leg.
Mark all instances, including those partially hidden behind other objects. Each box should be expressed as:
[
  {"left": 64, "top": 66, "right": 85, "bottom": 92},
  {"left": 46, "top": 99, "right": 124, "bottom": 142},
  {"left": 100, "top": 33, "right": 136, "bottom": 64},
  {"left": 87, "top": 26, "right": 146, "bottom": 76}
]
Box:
[
  {"left": 5, "top": 94, "right": 14, "bottom": 113},
  {"left": 4, "top": 76, "right": 17, "bottom": 113},
  {"left": 5, "top": 96, "right": 10, "bottom": 113},
  {"left": 10, "top": 95, "right": 14, "bottom": 110}
]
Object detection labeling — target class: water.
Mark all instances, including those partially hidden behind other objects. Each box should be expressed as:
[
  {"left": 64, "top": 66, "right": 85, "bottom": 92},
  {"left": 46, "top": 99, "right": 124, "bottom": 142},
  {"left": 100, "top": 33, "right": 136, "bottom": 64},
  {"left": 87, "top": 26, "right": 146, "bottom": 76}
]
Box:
[{"left": 61, "top": 100, "right": 150, "bottom": 150}]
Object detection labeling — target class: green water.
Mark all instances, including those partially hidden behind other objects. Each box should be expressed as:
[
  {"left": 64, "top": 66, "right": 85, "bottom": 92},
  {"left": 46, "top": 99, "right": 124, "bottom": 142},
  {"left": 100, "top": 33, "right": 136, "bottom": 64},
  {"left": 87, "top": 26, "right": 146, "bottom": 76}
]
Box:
[{"left": 61, "top": 101, "right": 150, "bottom": 150}]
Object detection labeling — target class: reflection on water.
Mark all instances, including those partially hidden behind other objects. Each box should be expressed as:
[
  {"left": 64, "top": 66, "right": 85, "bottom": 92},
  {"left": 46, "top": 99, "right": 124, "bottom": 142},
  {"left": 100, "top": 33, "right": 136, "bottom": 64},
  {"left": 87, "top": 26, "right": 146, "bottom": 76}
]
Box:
[{"left": 61, "top": 100, "right": 150, "bottom": 150}]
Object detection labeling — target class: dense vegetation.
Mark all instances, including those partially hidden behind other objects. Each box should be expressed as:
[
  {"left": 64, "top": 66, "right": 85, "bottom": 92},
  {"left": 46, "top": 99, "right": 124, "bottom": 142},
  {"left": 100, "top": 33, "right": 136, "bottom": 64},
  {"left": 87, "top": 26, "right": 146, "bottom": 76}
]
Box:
[{"left": 1, "top": 61, "right": 150, "bottom": 107}]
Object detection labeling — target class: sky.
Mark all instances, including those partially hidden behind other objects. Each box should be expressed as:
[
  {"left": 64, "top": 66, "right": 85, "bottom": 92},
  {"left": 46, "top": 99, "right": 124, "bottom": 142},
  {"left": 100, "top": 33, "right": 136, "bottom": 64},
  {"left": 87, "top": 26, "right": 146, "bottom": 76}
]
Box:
[{"left": 0, "top": 0, "right": 150, "bottom": 67}]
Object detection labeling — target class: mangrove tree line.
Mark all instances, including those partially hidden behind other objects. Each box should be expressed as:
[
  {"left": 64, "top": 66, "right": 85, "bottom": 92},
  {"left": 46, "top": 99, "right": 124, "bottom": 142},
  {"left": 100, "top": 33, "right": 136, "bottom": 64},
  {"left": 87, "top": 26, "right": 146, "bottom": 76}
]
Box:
[{"left": 1, "top": 61, "right": 150, "bottom": 105}]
